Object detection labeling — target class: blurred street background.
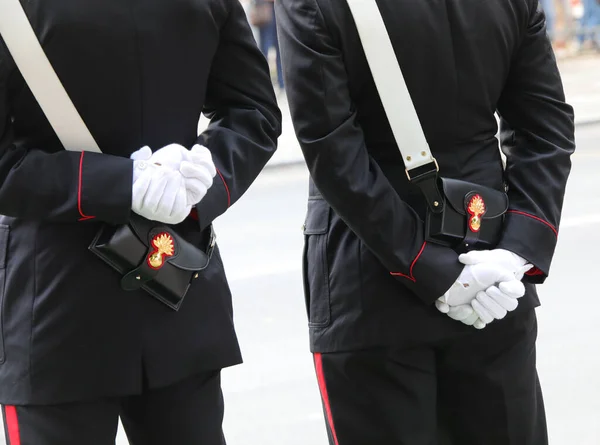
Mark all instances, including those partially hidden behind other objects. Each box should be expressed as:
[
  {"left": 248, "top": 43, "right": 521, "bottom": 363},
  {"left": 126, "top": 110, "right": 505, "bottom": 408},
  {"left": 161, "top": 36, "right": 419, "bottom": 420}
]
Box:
[{"left": 1, "top": 0, "right": 598, "bottom": 443}]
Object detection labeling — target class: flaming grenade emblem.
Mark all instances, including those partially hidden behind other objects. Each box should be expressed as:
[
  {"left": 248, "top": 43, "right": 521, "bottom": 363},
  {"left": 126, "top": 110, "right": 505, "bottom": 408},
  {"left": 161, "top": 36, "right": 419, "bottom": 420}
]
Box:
[
  {"left": 467, "top": 195, "right": 486, "bottom": 233},
  {"left": 147, "top": 233, "right": 175, "bottom": 269}
]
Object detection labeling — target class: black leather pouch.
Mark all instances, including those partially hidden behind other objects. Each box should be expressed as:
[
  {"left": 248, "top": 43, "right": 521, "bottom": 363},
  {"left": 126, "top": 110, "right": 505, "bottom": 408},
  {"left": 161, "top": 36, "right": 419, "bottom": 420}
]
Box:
[
  {"left": 425, "top": 178, "right": 508, "bottom": 251},
  {"left": 89, "top": 214, "right": 215, "bottom": 311}
]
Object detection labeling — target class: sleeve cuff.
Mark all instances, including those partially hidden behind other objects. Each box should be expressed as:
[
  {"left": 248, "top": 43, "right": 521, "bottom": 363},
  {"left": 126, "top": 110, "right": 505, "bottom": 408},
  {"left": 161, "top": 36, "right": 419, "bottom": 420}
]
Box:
[
  {"left": 390, "top": 241, "right": 464, "bottom": 305},
  {"left": 78, "top": 152, "right": 133, "bottom": 225},
  {"left": 195, "top": 168, "right": 231, "bottom": 231},
  {"left": 497, "top": 210, "right": 558, "bottom": 283}
]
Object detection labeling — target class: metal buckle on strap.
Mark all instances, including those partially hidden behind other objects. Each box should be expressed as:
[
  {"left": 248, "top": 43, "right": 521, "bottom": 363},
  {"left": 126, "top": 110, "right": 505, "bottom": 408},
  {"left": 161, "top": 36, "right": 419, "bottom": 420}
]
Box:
[
  {"left": 405, "top": 158, "right": 439, "bottom": 182},
  {"left": 405, "top": 158, "right": 444, "bottom": 214}
]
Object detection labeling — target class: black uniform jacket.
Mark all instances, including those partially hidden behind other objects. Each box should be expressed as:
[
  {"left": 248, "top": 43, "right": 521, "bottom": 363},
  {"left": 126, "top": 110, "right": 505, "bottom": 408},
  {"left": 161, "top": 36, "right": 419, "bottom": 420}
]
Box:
[
  {"left": 276, "top": 0, "right": 575, "bottom": 352},
  {"left": 0, "top": 0, "right": 281, "bottom": 404}
]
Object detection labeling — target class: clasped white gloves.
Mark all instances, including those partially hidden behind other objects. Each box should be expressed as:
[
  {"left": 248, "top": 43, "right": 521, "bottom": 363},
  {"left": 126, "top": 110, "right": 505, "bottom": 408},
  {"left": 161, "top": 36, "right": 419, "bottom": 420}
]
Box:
[
  {"left": 435, "top": 249, "right": 532, "bottom": 329},
  {"left": 130, "top": 144, "right": 216, "bottom": 224},
  {"left": 459, "top": 249, "right": 532, "bottom": 326},
  {"left": 141, "top": 144, "right": 217, "bottom": 206},
  {"left": 436, "top": 262, "right": 517, "bottom": 329}
]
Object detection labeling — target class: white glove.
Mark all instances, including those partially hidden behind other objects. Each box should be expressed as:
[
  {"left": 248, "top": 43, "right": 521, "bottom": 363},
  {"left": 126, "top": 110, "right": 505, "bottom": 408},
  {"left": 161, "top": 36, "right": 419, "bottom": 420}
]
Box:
[
  {"left": 179, "top": 145, "right": 217, "bottom": 206},
  {"left": 130, "top": 147, "right": 191, "bottom": 224},
  {"left": 471, "top": 279, "right": 526, "bottom": 324},
  {"left": 435, "top": 262, "right": 517, "bottom": 329},
  {"left": 436, "top": 302, "right": 487, "bottom": 329},
  {"left": 144, "top": 144, "right": 217, "bottom": 206},
  {"left": 459, "top": 249, "right": 532, "bottom": 280},
  {"left": 457, "top": 248, "right": 533, "bottom": 326},
  {"left": 440, "top": 262, "right": 516, "bottom": 307}
]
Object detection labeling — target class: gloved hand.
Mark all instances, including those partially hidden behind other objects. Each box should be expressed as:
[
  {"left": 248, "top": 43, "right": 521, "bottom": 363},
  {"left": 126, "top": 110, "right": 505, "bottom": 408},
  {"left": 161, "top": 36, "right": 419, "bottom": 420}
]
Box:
[
  {"left": 470, "top": 279, "right": 526, "bottom": 324},
  {"left": 457, "top": 248, "right": 533, "bottom": 325},
  {"left": 439, "top": 262, "right": 517, "bottom": 307},
  {"left": 143, "top": 143, "right": 217, "bottom": 206},
  {"left": 436, "top": 302, "right": 487, "bottom": 329},
  {"left": 130, "top": 147, "right": 191, "bottom": 224},
  {"left": 459, "top": 248, "right": 532, "bottom": 280},
  {"left": 179, "top": 145, "right": 216, "bottom": 206},
  {"left": 435, "top": 262, "right": 518, "bottom": 329}
]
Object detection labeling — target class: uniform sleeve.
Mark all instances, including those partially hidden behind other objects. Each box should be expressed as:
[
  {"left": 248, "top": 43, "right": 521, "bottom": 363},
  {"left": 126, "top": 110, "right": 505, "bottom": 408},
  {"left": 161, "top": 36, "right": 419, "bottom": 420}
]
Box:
[
  {"left": 496, "top": 1, "right": 575, "bottom": 282},
  {"left": 0, "top": 42, "right": 133, "bottom": 224},
  {"left": 194, "top": 0, "right": 282, "bottom": 230},
  {"left": 276, "top": 0, "right": 464, "bottom": 304}
]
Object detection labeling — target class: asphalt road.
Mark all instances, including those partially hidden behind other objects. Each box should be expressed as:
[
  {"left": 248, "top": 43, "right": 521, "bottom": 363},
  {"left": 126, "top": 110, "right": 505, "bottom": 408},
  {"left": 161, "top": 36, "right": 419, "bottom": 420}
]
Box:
[{"left": 3, "top": 123, "right": 600, "bottom": 444}]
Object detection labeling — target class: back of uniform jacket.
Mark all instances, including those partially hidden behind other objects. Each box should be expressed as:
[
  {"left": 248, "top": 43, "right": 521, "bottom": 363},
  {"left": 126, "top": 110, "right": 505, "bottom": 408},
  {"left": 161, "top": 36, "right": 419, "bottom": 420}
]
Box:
[
  {"left": 276, "top": 0, "right": 575, "bottom": 352},
  {"left": 0, "top": 0, "right": 281, "bottom": 404}
]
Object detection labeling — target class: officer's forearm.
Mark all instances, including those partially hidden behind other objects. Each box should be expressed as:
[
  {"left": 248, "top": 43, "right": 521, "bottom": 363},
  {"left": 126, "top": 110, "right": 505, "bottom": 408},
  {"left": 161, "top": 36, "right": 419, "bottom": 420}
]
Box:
[{"left": 0, "top": 147, "right": 132, "bottom": 224}]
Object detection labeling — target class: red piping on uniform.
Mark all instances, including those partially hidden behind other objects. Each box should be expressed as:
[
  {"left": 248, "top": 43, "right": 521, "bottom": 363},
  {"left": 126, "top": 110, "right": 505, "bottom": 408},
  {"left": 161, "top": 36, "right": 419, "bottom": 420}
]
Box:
[
  {"left": 525, "top": 267, "right": 544, "bottom": 276},
  {"left": 189, "top": 208, "right": 199, "bottom": 221},
  {"left": 314, "top": 354, "right": 340, "bottom": 445},
  {"left": 4, "top": 406, "right": 21, "bottom": 445},
  {"left": 507, "top": 210, "right": 557, "bottom": 237},
  {"left": 216, "top": 169, "right": 231, "bottom": 208},
  {"left": 77, "top": 152, "right": 96, "bottom": 221},
  {"left": 390, "top": 241, "right": 427, "bottom": 283}
]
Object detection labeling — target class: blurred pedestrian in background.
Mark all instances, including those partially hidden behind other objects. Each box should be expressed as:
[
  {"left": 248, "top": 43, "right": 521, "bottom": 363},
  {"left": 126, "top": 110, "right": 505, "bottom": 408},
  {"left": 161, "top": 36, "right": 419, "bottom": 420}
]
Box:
[
  {"left": 538, "top": 0, "right": 600, "bottom": 52},
  {"left": 249, "top": 0, "right": 285, "bottom": 94},
  {"left": 541, "top": 0, "right": 557, "bottom": 39},
  {"left": 577, "top": 0, "right": 600, "bottom": 49}
]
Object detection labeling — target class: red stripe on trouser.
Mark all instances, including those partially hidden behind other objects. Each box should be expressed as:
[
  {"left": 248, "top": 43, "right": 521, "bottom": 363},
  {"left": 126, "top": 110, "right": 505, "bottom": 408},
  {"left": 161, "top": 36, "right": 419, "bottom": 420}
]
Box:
[
  {"left": 4, "top": 406, "right": 21, "bottom": 445},
  {"left": 314, "top": 353, "right": 340, "bottom": 445}
]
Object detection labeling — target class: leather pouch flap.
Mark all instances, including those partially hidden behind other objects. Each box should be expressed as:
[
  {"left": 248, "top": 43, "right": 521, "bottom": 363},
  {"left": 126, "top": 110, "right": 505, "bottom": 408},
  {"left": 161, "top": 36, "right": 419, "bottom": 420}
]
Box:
[
  {"left": 303, "top": 199, "right": 330, "bottom": 235},
  {"left": 129, "top": 215, "right": 209, "bottom": 271},
  {"left": 440, "top": 178, "right": 508, "bottom": 219}
]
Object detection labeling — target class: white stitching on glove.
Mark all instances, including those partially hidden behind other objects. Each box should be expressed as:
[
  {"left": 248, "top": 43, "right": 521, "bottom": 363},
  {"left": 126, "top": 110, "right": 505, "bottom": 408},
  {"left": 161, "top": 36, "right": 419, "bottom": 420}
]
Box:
[{"left": 130, "top": 147, "right": 191, "bottom": 224}]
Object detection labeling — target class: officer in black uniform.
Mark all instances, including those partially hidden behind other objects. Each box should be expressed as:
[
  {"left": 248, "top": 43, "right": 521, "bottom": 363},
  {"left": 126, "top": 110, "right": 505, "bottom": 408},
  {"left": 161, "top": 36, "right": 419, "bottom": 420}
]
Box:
[
  {"left": 0, "top": 0, "right": 281, "bottom": 444},
  {"left": 276, "top": 0, "right": 575, "bottom": 443}
]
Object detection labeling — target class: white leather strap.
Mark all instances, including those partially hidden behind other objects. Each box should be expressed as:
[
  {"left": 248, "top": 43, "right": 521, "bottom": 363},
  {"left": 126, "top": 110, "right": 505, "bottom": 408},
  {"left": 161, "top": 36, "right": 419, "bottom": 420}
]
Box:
[
  {"left": 0, "top": 0, "right": 101, "bottom": 152},
  {"left": 345, "top": 0, "right": 436, "bottom": 173}
]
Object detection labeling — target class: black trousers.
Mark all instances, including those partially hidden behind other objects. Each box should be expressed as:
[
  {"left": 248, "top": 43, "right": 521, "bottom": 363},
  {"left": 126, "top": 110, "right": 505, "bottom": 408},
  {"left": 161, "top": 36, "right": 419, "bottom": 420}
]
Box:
[
  {"left": 1, "top": 370, "right": 226, "bottom": 445},
  {"left": 314, "top": 309, "right": 547, "bottom": 445}
]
